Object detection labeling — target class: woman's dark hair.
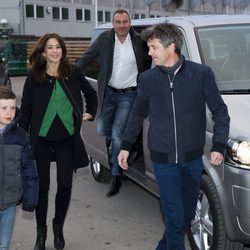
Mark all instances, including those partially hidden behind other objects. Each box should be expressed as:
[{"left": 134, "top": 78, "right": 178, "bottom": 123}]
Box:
[{"left": 29, "top": 33, "right": 72, "bottom": 81}]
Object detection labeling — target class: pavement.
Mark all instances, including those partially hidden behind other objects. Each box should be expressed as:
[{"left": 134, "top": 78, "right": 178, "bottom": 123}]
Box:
[
  {"left": 11, "top": 166, "right": 166, "bottom": 250},
  {"left": 10, "top": 76, "right": 25, "bottom": 106}
]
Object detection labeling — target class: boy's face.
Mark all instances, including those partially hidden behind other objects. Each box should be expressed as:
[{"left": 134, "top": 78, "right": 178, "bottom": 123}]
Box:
[{"left": 0, "top": 99, "right": 16, "bottom": 129}]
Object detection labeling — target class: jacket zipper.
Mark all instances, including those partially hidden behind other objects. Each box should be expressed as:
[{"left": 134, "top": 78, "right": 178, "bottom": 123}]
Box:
[
  {"left": 167, "top": 66, "right": 182, "bottom": 163},
  {"left": 168, "top": 74, "right": 178, "bottom": 163}
]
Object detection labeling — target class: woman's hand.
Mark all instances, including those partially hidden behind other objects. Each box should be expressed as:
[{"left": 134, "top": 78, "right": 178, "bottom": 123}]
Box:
[{"left": 82, "top": 112, "right": 93, "bottom": 121}]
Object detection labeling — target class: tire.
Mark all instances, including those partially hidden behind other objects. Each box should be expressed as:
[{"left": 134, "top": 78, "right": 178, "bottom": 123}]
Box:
[
  {"left": 90, "top": 157, "right": 111, "bottom": 183},
  {"left": 187, "top": 174, "right": 244, "bottom": 250}
]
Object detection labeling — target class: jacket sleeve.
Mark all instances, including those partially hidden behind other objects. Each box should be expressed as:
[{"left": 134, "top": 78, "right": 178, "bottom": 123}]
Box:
[
  {"left": 204, "top": 67, "right": 230, "bottom": 154},
  {"left": 19, "top": 71, "right": 34, "bottom": 132},
  {"left": 121, "top": 77, "right": 149, "bottom": 151},
  {"left": 80, "top": 72, "right": 98, "bottom": 120},
  {"left": 76, "top": 34, "right": 102, "bottom": 71},
  {"left": 72, "top": 67, "right": 98, "bottom": 120},
  {"left": 21, "top": 132, "right": 39, "bottom": 210}
]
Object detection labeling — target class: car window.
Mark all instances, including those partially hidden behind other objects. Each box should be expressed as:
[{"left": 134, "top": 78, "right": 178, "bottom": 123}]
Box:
[
  {"left": 197, "top": 24, "right": 250, "bottom": 92},
  {"left": 180, "top": 36, "right": 189, "bottom": 59}
]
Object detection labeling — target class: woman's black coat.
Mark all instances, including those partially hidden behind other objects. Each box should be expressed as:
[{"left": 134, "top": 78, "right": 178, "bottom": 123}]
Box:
[{"left": 19, "top": 66, "right": 98, "bottom": 170}]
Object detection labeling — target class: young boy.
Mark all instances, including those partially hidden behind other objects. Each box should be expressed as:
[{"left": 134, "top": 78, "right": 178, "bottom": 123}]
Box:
[{"left": 0, "top": 86, "right": 39, "bottom": 249}]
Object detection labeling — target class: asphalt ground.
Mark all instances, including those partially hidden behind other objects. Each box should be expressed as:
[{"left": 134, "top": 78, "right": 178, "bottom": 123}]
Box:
[{"left": 11, "top": 166, "right": 165, "bottom": 250}]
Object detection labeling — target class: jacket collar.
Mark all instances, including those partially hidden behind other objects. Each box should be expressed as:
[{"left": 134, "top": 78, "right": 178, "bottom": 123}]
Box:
[{"left": 159, "top": 55, "right": 185, "bottom": 75}]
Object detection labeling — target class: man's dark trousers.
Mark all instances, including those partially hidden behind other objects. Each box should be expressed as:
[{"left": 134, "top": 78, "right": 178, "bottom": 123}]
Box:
[{"left": 153, "top": 158, "right": 203, "bottom": 250}]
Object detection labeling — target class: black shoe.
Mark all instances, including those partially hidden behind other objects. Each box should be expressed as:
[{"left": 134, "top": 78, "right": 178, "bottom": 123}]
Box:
[
  {"left": 34, "top": 225, "right": 47, "bottom": 250},
  {"left": 53, "top": 219, "right": 65, "bottom": 250},
  {"left": 106, "top": 175, "right": 122, "bottom": 197}
]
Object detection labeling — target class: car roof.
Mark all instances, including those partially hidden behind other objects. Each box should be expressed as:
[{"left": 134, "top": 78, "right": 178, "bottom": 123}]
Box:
[{"left": 95, "top": 14, "right": 250, "bottom": 31}]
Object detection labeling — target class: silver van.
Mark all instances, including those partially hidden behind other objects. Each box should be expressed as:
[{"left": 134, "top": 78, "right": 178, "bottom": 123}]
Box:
[{"left": 82, "top": 15, "right": 250, "bottom": 249}]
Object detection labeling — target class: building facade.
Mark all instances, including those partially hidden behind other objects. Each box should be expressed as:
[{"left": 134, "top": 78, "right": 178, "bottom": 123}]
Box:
[{"left": 1, "top": 0, "right": 250, "bottom": 38}]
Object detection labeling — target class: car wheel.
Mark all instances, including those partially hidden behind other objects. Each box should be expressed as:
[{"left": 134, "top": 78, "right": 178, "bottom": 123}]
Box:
[
  {"left": 90, "top": 157, "right": 111, "bottom": 183},
  {"left": 187, "top": 174, "right": 244, "bottom": 250}
]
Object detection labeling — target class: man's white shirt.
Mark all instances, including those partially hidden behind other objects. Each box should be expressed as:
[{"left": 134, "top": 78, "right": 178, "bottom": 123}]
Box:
[{"left": 109, "top": 33, "right": 138, "bottom": 89}]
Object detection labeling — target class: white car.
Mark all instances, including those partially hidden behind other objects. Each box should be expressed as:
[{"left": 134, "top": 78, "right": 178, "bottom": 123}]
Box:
[{"left": 82, "top": 15, "right": 250, "bottom": 250}]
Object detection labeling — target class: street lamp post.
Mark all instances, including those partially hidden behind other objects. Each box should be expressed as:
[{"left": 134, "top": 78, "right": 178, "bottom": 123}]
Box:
[{"left": 0, "top": 19, "right": 9, "bottom": 39}]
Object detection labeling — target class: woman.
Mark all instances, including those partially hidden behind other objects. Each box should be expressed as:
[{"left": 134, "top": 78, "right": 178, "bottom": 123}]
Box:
[{"left": 19, "top": 33, "right": 97, "bottom": 250}]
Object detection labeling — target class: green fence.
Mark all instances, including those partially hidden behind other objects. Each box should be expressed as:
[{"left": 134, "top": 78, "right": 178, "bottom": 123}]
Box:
[
  {"left": 1, "top": 35, "right": 36, "bottom": 76},
  {"left": 1, "top": 35, "right": 90, "bottom": 76},
  {"left": 7, "top": 39, "right": 28, "bottom": 76}
]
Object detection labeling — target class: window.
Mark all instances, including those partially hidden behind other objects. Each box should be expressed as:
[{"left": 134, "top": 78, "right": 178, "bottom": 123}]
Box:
[
  {"left": 76, "top": 9, "right": 91, "bottom": 21},
  {"left": 36, "top": 6, "right": 44, "bottom": 18},
  {"left": 198, "top": 25, "right": 250, "bottom": 86},
  {"left": 105, "top": 11, "right": 111, "bottom": 22},
  {"left": 141, "top": 14, "right": 146, "bottom": 19},
  {"left": 62, "top": 8, "right": 69, "bottom": 20},
  {"left": 26, "top": 4, "right": 44, "bottom": 18},
  {"left": 98, "top": 11, "right": 103, "bottom": 22},
  {"left": 26, "top": 5, "right": 34, "bottom": 18},
  {"left": 85, "top": 9, "right": 91, "bottom": 21},
  {"left": 53, "top": 7, "right": 69, "bottom": 20},
  {"left": 98, "top": 10, "right": 110, "bottom": 23},
  {"left": 76, "top": 9, "right": 82, "bottom": 21},
  {"left": 134, "top": 13, "right": 139, "bottom": 19},
  {"left": 53, "top": 7, "right": 60, "bottom": 20}
]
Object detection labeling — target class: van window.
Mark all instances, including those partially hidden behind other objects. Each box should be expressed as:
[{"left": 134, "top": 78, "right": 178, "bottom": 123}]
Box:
[
  {"left": 197, "top": 24, "right": 250, "bottom": 92},
  {"left": 181, "top": 39, "right": 189, "bottom": 59}
]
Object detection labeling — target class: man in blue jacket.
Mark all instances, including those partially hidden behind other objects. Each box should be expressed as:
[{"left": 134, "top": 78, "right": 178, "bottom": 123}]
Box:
[
  {"left": 77, "top": 9, "right": 151, "bottom": 197},
  {"left": 118, "top": 23, "right": 230, "bottom": 250}
]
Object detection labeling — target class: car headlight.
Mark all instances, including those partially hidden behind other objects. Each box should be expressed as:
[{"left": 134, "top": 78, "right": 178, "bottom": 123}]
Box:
[{"left": 227, "top": 139, "right": 250, "bottom": 168}]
